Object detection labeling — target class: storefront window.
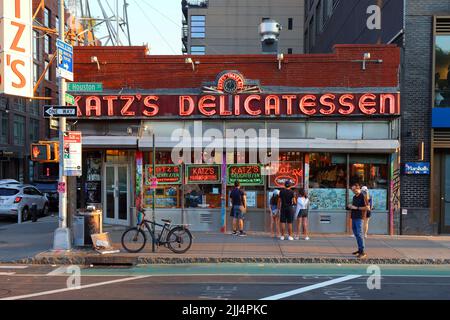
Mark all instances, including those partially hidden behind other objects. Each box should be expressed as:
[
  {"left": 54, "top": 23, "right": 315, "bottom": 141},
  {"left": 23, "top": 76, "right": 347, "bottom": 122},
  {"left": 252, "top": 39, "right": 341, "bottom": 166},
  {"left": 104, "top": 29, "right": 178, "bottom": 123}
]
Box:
[
  {"left": 185, "top": 164, "right": 221, "bottom": 209},
  {"left": 349, "top": 154, "right": 388, "bottom": 210},
  {"left": 435, "top": 35, "right": 450, "bottom": 108},
  {"left": 308, "top": 153, "right": 347, "bottom": 210}
]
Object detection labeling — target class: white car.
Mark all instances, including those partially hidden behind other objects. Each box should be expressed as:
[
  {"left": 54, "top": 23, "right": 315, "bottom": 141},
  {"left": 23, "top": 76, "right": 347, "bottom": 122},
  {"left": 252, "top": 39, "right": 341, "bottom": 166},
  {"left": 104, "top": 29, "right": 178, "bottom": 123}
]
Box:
[
  {"left": 0, "top": 184, "right": 49, "bottom": 221},
  {"left": 0, "top": 179, "right": 20, "bottom": 185}
]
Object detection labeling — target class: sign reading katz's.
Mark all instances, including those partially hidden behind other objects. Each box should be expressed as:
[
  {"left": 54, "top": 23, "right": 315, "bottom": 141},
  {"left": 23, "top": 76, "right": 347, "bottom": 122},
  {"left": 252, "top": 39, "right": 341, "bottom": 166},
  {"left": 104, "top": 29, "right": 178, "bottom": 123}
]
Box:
[{"left": 227, "top": 164, "right": 264, "bottom": 186}]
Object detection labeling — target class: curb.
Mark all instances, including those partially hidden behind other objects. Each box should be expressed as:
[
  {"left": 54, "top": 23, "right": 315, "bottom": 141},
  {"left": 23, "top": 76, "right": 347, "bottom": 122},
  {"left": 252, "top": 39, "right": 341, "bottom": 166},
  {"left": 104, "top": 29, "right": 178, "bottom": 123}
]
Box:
[{"left": 10, "top": 254, "right": 450, "bottom": 266}]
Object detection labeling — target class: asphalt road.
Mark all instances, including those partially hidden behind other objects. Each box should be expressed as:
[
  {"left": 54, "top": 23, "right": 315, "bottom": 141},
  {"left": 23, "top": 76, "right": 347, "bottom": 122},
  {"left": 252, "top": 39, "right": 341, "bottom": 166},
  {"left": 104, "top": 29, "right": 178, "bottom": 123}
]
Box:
[{"left": 0, "top": 264, "right": 449, "bottom": 300}]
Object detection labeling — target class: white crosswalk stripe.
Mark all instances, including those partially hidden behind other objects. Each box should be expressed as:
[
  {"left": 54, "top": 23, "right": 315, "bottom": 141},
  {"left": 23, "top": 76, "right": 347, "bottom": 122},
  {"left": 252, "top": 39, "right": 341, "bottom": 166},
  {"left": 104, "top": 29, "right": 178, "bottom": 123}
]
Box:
[
  {"left": 0, "top": 272, "right": 16, "bottom": 275},
  {"left": 0, "top": 266, "right": 28, "bottom": 269}
]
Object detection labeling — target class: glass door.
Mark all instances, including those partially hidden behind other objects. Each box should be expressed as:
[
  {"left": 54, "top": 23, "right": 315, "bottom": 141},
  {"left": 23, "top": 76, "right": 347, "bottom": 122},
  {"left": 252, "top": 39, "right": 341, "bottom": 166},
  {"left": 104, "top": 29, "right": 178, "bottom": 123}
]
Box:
[
  {"left": 103, "top": 164, "right": 130, "bottom": 225},
  {"left": 441, "top": 155, "right": 450, "bottom": 233}
]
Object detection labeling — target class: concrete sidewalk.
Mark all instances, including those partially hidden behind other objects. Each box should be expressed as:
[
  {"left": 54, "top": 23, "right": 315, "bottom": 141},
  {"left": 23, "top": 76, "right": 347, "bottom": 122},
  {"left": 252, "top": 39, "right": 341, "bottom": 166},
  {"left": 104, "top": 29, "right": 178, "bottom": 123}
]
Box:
[
  {"left": 18, "top": 225, "right": 450, "bottom": 265},
  {"left": 0, "top": 216, "right": 58, "bottom": 262}
]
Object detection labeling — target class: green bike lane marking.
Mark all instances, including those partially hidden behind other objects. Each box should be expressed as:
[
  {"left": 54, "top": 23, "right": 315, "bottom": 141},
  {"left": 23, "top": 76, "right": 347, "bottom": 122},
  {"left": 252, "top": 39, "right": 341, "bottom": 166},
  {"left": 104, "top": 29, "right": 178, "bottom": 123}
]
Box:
[{"left": 80, "top": 263, "right": 450, "bottom": 277}]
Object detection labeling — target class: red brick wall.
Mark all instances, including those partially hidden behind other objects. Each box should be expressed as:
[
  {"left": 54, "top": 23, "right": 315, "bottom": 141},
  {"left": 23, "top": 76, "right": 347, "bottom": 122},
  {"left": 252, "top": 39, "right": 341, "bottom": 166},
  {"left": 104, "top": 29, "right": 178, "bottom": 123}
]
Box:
[{"left": 73, "top": 44, "right": 400, "bottom": 90}]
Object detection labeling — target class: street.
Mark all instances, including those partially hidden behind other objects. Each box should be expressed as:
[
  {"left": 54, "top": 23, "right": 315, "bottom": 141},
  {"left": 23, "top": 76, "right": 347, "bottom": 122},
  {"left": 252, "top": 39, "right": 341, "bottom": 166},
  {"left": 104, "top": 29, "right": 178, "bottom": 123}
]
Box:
[{"left": 0, "top": 264, "right": 449, "bottom": 300}]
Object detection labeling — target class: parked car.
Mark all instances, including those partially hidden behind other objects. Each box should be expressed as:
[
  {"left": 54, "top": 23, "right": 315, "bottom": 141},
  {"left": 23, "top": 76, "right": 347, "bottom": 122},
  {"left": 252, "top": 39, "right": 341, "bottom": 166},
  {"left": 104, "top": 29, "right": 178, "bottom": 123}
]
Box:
[
  {"left": 0, "top": 179, "right": 20, "bottom": 185},
  {"left": 32, "top": 181, "right": 58, "bottom": 212},
  {"left": 0, "top": 184, "right": 49, "bottom": 221}
]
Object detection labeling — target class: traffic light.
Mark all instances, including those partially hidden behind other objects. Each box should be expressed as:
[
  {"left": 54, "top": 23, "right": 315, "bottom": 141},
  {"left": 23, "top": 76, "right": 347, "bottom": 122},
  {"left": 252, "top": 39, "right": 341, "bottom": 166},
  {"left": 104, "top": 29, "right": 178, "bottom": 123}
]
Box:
[{"left": 31, "top": 144, "right": 51, "bottom": 162}]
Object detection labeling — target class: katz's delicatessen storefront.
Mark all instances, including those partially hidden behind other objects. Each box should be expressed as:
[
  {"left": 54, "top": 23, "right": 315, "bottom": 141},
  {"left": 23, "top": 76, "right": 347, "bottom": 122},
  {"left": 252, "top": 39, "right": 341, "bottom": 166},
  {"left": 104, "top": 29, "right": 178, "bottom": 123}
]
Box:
[{"left": 71, "top": 45, "right": 401, "bottom": 234}]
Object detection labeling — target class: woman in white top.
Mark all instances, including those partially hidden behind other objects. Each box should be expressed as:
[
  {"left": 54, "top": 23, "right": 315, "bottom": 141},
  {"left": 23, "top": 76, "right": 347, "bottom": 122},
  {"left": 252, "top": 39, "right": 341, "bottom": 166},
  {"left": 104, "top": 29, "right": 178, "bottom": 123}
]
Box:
[{"left": 295, "top": 188, "right": 310, "bottom": 240}]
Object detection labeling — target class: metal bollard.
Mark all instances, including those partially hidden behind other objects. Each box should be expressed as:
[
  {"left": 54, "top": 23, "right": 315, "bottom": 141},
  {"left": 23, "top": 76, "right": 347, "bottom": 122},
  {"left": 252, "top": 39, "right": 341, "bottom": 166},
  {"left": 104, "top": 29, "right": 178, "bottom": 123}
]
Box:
[
  {"left": 31, "top": 204, "right": 38, "bottom": 222},
  {"left": 17, "top": 210, "right": 22, "bottom": 224}
]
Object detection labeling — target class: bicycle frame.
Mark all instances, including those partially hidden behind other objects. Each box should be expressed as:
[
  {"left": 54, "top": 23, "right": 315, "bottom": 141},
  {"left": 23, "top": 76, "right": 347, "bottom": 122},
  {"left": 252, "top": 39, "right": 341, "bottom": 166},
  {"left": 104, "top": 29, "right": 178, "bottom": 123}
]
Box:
[{"left": 138, "top": 218, "right": 171, "bottom": 246}]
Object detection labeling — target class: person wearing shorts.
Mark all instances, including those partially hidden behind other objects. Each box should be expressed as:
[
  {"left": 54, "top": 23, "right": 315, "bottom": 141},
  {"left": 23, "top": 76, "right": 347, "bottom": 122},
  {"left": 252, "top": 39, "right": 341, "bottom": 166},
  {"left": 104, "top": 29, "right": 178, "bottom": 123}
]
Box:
[
  {"left": 268, "top": 189, "right": 280, "bottom": 238},
  {"left": 230, "top": 180, "right": 247, "bottom": 237},
  {"left": 277, "top": 180, "right": 296, "bottom": 241},
  {"left": 295, "top": 188, "right": 310, "bottom": 240}
]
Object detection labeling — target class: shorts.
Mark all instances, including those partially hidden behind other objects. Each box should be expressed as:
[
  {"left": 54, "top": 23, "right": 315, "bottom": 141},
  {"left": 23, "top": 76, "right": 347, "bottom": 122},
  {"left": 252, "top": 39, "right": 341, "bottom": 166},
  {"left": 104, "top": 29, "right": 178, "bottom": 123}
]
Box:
[
  {"left": 297, "top": 209, "right": 309, "bottom": 219},
  {"left": 230, "top": 206, "right": 244, "bottom": 219},
  {"left": 280, "top": 206, "right": 295, "bottom": 224},
  {"left": 270, "top": 205, "right": 279, "bottom": 216}
]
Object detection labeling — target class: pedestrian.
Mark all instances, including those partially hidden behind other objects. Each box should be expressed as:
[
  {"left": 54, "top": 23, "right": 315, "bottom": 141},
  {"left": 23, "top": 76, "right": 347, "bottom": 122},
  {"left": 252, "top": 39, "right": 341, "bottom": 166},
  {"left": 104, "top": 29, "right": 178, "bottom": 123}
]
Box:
[
  {"left": 347, "top": 183, "right": 369, "bottom": 259},
  {"left": 277, "top": 180, "right": 296, "bottom": 241},
  {"left": 361, "top": 186, "right": 373, "bottom": 238},
  {"left": 268, "top": 189, "right": 280, "bottom": 238},
  {"left": 230, "top": 180, "right": 247, "bottom": 237},
  {"left": 295, "top": 188, "right": 310, "bottom": 240}
]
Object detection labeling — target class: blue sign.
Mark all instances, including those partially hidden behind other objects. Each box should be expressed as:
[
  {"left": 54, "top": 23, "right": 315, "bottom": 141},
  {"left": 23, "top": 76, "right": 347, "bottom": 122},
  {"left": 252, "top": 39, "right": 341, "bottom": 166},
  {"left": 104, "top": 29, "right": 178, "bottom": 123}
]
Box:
[
  {"left": 56, "top": 39, "right": 73, "bottom": 81},
  {"left": 432, "top": 108, "right": 450, "bottom": 128},
  {"left": 403, "top": 162, "right": 430, "bottom": 175}
]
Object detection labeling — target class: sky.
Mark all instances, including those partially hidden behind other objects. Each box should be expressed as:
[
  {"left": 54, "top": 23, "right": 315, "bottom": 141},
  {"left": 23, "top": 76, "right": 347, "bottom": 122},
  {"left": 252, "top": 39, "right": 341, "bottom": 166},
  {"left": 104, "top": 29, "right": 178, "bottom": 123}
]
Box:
[{"left": 88, "top": 0, "right": 182, "bottom": 55}]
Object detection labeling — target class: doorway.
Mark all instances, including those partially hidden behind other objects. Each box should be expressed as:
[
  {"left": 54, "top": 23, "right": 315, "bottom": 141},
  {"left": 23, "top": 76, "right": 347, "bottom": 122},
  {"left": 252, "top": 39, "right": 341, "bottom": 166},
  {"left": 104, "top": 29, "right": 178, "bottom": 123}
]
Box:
[
  {"left": 441, "top": 154, "right": 450, "bottom": 233},
  {"left": 103, "top": 164, "right": 130, "bottom": 225}
]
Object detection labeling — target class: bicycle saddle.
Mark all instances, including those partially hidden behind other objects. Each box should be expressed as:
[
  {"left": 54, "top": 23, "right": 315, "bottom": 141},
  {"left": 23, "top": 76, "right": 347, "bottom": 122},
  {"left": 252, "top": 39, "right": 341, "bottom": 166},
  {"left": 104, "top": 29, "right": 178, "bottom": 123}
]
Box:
[{"left": 161, "top": 218, "right": 172, "bottom": 224}]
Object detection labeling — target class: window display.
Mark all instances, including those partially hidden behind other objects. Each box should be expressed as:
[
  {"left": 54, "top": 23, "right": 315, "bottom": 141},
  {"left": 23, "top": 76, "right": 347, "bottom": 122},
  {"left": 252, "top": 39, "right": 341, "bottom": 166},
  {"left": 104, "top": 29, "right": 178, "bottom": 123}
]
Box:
[
  {"left": 309, "top": 153, "right": 347, "bottom": 188},
  {"left": 185, "top": 184, "right": 221, "bottom": 209},
  {"left": 435, "top": 35, "right": 450, "bottom": 108}
]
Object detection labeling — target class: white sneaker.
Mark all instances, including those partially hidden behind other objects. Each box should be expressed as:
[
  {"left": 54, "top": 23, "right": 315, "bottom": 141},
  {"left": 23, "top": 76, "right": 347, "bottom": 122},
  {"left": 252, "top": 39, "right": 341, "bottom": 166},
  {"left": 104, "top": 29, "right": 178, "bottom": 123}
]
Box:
[
  {"left": 279, "top": 236, "right": 285, "bottom": 241},
  {"left": 305, "top": 236, "right": 310, "bottom": 241},
  {"left": 288, "top": 236, "right": 294, "bottom": 241},
  {"left": 294, "top": 236, "right": 300, "bottom": 240}
]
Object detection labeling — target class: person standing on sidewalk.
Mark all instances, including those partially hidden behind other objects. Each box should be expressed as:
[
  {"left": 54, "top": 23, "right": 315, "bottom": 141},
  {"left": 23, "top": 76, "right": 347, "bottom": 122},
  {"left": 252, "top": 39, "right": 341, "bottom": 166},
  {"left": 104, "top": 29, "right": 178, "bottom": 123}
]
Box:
[
  {"left": 277, "top": 180, "right": 296, "bottom": 241},
  {"left": 268, "top": 189, "right": 280, "bottom": 238},
  {"left": 348, "top": 183, "right": 370, "bottom": 259},
  {"left": 230, "top": 180, "right": 247, "bottom": 237},
  {"left": 295, "top": 188, "right": 310, "bottom": 240},
  {"left": 361, "top": 186, "right": 373, "bottom": 238}
]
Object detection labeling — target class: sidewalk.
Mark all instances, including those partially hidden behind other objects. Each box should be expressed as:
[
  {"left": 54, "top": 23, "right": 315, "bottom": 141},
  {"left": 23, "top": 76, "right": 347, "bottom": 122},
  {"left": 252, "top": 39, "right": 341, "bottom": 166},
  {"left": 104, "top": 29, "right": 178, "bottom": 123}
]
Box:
[
  {"left": 17, "top": 225, "right": 450, "bottom": 265},
  {"left": 0, "top": 216, "right": 58, "bottom": 262}
]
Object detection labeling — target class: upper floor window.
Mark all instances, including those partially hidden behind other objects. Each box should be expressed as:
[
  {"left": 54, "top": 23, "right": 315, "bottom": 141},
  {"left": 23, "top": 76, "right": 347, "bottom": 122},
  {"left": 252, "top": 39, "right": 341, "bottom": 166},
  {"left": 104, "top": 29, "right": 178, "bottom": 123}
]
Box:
[
  {"left": 13, "top": 115, "right": 25, "bottom": 146},
  {"left": 190, "top": 15, "right": 205, "bottom": 38},
  {"left": 44, "top": 34, "right": 51, "bottom": 54},
  {"left": 44, "top": 7, "right": 51, "bottom": 28},
  {"left": 190, "top": 46, "right": 205, "bottom": 55},
  {"left": 288, "top": 18, "right": 293, "bottom": 30},
  {"left": 33, "top": 31, "right": 39, "bottom": 60},
  {"left": 0, "top": 110, "right": 8, "bottom": 144},
  {"left": 434, "top": 18, "right": 450, "bottom": 108},
  {"left": 45, "top": 61, "right": 51, "bottom": 81},
  {"left": 13, "top": 97, "right": 26, "bottom": 112}
]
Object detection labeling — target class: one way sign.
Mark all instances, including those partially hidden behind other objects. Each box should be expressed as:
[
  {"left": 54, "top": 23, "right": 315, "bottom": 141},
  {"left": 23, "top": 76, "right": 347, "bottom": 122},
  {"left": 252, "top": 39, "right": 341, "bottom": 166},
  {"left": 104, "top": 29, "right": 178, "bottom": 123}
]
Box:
[{"left": 43, "top": 106, "right": 77, "bottom": 118}]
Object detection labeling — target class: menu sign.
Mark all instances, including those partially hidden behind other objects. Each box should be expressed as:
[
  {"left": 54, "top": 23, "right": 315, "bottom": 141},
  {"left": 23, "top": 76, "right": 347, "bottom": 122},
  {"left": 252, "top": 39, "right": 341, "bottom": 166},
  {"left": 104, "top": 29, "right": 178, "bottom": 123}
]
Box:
[
  {"left": 186, "top": 164, "right": 221, "bottom": 184},
  {"left": 145, "top": 165, "right": 182, "bottom": 185},
  {"left": 227, "top": 164, "right": 264, "bottom": 186},
  {"left": 269, "top": 162, "right": 304, "bottom": 188}
]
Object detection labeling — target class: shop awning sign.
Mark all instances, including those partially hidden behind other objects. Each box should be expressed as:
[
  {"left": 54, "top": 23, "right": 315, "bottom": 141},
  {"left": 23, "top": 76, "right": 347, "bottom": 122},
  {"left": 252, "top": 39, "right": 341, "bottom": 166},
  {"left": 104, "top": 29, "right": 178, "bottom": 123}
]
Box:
[
  {"left": 145, "top": 164, "right": 182, "bottom": 185},
  {"left": 186, "top": 164, "right": 221, "bottom": 184},
  {"left": 227, "top": 164, "right": 264, "bottom": 186},
  {"left": 403, "top": 162, "right": 430, "bottom": 175},
  {"left": 63, "top": 131, "right": 82, "bottom": 176}
]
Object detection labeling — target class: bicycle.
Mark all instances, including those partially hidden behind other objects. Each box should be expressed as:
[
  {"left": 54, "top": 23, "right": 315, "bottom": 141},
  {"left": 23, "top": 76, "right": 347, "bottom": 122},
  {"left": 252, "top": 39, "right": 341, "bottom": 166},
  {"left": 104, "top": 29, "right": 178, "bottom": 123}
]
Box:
[{"left": 121, "top": 213, "right": 193, "bottom": 254}]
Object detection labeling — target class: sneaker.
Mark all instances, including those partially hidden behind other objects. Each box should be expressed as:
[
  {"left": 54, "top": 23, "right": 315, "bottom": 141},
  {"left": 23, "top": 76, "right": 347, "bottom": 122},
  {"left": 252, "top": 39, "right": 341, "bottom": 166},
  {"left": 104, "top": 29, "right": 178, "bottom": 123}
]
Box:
[
  {"left": 279, "top": 236, "right": 285, "bottom": 241},
  {"left": 231, "top": 230, "right": 238, "bottom": 235},
  {"left": 304, "top": 236, "right": 310, "bottom": 241},
  {"left": 357, "top": 252, "right": 368, "bottom": 259},
  {"left": 352, "top": 251, "right": 360, "bottom": 255},
  {"left": 288, "top": 236, "right": 294, "bottom": 241},
  {"left": 294, "top": 236, "right": 300, "bottom": 240},
  {"left": 238, "top": 231, "right": 247, "bottom": 237}
]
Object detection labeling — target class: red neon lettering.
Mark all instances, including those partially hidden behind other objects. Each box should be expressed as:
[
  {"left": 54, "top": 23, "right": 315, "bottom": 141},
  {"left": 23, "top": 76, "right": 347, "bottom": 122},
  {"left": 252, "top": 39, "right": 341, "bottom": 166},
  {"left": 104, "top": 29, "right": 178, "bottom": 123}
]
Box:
[
  {"left": 219, "top": 95, "right": 232, "bottom": 116},
  {"left": 74, "top": 96, "right": 83, "bottom": 116},
  {"left": 359, "top": 93, "right": 377, "bottom": 115},
  {"left": 299, "top": 95, "right": 317, "bottom": 115},
  {"left": 85, "top": 96, "right": 101, "bottom": 116},
  {"left": 103, "top": 96, "right": 118, "bottom": 116},
  {"left": 244, "top": 95, "right": 262, "bottom": 116},
  {"left": 143, "top": 96, "right": 159, "bottom": 116},
  {"left": 179, "top": 96, "right": 194, "bottom": 116},
  {"left": 282, "top": 95, "right": 296, "bottom": 115},
  {"left": 234, "top": 95, "right": 241, "bottom": 115},
  {"left": 120, "top": 95, "right": 135, "bottom": 116},
  {"left": 265, "top": 95, "right": 280, "bottom": 116},
  {"left": 338, "top": 94, "right": 355, "bottom": 115},
  {"left": 10, "top": 21, "right": 26, "bottom": 53},
  {"left": 319, "top": 94, "right": 336, "bottom": 115},
  {"left": 380, "top": 94, "right": 397, "bottom": 114},
  {"left": 198, "top": 95, "right": 217, "bottom": 116}
]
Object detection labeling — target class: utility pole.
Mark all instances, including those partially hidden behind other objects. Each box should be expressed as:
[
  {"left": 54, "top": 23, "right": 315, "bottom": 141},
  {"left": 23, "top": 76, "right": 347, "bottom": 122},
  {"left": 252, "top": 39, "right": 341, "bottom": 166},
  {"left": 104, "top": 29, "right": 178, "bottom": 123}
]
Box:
[{"left": 53, "top": 0, "right": 71, "bottom": 250}]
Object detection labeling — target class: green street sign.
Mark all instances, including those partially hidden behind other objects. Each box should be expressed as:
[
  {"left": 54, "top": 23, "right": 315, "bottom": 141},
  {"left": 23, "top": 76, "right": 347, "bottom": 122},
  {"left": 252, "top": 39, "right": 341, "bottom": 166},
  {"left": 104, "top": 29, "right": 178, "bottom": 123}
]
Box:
[
  {"left": 67, "top": 82, "right": 103, "bottom": 92},
  {"left": 65, "top": 93, "right": 75, "bottom": 105}
]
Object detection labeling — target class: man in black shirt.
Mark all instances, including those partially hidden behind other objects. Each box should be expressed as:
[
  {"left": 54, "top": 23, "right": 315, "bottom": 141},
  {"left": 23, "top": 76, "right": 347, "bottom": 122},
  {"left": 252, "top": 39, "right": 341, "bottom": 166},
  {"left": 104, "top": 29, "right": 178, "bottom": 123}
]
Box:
[
  {"left": 277, "top": 180, "right": 296, "bottom": 241},
  {"left": 230, "top": 180, "right": 247, "bottom": 237},
  {"left": 348, "top": 183, "right": 369, "bottom": 259}
]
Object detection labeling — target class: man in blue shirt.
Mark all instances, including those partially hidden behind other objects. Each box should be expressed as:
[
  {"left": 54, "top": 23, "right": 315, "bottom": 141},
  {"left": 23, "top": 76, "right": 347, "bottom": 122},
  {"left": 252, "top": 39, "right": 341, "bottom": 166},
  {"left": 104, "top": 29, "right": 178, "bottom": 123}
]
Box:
[
  {"left": 230, "top": 180, "right": 247, "bottom": 237},
  {"left": 348, "top": 183, "right": 370, "bottom": 259}
]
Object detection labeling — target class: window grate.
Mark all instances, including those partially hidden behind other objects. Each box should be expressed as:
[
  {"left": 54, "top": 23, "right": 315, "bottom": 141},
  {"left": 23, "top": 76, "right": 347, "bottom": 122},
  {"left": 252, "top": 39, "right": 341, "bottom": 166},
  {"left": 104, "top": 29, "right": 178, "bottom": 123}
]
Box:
[{"left": 433, "top": 130, "right": 450, "bottom": 148}]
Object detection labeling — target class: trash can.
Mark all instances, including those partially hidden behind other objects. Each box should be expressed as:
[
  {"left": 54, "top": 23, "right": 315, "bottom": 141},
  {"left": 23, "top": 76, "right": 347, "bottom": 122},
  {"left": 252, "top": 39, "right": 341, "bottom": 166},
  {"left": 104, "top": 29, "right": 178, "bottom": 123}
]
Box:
[{"left": 73, "top": 209, "right": 102, "bottom": 246}]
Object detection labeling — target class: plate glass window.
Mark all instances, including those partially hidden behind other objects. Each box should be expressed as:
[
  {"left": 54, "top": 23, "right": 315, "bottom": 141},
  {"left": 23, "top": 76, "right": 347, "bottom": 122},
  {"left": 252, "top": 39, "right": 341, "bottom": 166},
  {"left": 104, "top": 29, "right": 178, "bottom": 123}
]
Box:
[
  {"left": 191, "top": 15, "right": 205, "bottom": 38},
  {"left": 13, "top": 115, "right": 25, "bottom": 146}
]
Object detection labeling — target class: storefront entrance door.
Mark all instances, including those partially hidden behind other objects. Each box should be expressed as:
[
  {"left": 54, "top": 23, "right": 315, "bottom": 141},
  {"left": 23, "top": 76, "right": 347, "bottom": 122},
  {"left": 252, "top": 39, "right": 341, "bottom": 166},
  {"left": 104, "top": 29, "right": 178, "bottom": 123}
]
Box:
[
  {"left": 104, "top": 164, "right": 130, "bottom": 225},
  {"left": 441, "top": 155, "right": 450, "bottom": 233}
]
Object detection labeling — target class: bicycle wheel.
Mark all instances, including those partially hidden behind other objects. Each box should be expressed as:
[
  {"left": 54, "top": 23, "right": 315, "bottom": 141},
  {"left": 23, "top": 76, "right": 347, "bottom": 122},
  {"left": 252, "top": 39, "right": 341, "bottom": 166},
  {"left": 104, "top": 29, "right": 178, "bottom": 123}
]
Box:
[
  {"left": 166, "top": 226, "right": 193, "bottom": 254},
  {"left": 121, "top": 227, "right": 147, "bottom": 253}
]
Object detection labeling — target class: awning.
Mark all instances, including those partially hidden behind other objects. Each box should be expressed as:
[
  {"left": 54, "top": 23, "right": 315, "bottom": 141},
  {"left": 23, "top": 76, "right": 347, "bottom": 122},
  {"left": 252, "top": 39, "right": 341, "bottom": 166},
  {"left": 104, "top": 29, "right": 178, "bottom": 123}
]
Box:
[
  {"left": 82, "top": 136, "right": 138, "bottom": 148},
  {"left": 138, "top": 137, "right": 400, "bottom": 153}
]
